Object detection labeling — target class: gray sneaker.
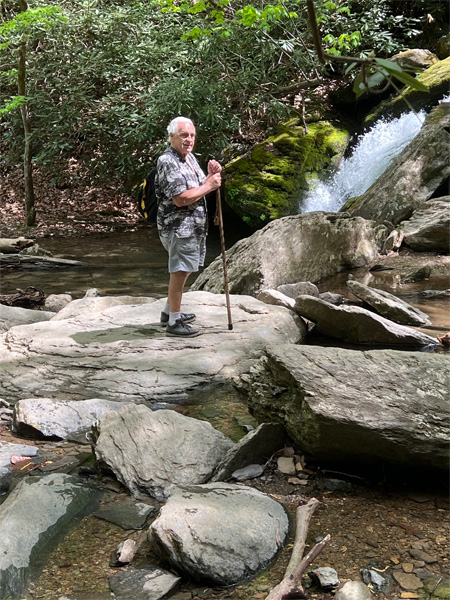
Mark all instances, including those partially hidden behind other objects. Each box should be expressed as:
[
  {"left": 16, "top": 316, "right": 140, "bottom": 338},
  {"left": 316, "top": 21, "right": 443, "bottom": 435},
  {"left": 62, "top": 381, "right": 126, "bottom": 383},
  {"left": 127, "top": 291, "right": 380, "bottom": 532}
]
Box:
[
  {"left": 166, "top": 318, "right": 201, "bottom": 338},
  {"left": 160, "top": 311, "right": 196, "bottom": 327}
]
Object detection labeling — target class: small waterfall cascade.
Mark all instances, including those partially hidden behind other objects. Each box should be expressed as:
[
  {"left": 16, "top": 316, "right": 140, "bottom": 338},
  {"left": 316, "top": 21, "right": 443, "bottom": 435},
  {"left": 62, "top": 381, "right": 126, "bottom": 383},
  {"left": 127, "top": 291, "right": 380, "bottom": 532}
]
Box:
[{"left": 301, "top": 109, "right": 427, "bottom": 214}]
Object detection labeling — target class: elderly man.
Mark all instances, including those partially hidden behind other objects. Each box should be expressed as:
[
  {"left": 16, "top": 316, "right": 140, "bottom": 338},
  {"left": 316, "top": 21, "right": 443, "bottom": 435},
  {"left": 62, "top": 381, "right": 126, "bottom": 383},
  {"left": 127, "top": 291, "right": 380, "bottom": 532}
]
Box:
[{"left": 155, "top": 116, "right": 222, "bottom": 337}]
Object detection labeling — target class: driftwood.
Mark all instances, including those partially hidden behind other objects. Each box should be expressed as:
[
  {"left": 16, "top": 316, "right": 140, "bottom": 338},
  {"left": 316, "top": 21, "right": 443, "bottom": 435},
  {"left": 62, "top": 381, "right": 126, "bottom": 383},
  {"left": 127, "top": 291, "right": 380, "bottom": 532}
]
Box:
[
  {"left": 0, "top": 254, "right": 85, "bottom": 269},
  {"left": 0, "top": 286, "right": 45, "bottom": 308},
  {"left": 0, "top": 237, "right": 34, "bottom": 254},
  {"left": 265, "top": 498, "right": 330, "bottom": 600}
]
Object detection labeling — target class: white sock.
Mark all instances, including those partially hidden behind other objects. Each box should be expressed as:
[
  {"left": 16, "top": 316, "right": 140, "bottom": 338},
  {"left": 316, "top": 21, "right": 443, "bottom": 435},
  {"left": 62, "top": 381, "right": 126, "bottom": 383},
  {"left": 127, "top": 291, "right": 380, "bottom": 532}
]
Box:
[
  {"left": 169, "top": 311, "right": 181, "bottom": 326},
  {"left": 163, "top": 302, "right": 170, "bottom": 315}
]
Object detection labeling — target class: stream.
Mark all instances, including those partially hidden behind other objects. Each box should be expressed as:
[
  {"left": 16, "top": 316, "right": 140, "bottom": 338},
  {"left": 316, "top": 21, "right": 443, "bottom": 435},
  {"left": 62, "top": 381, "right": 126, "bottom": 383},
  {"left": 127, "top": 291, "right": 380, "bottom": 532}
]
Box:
[{"left": 1, "top": 106, "right": 449, "bottom": 599}]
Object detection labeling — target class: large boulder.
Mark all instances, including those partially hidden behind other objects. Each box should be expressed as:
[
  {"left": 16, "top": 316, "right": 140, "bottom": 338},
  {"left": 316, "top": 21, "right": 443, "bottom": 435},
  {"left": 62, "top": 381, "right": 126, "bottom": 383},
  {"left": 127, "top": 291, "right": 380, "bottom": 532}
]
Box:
[
  {"left": 294, "top": 295, "right": 438, "bottom": 348},
  {"left": 346, "top": 280, "right": 431, "bottom": 326},
  {"left": 0, "top": 473, "right": 97, "bottom": 600},
  {"left": 0, "top": 291, "right": 304, "bottom": 403},
  {"left": 91, "top": 405, "right": 234, "bottom": 500},
  {"left": 390, "top": 49, "right": 439, "bottom": 71},
  {"left": 237, "top": 344, "right": 449, "bottom": 472},
  {"left": 224, "top": 119, "right": 350, "bottom": 227},
  {"left": 0, "top": 305, "right": 55, "bottom": 333},
  {"left": 192, "top": 213, "right": 388, "bottom": 295},
  {"left": 342, "top": 103, "right": 450, "bottom": 225},
  {"left": 149, "top": 483, "right": 289, "bottom": 585},
  {"left": 12, "top": 397, "right": 130, "bottom": 440},
  {"left": 401, "top": 196, "right": 450, "bottom": 252}
]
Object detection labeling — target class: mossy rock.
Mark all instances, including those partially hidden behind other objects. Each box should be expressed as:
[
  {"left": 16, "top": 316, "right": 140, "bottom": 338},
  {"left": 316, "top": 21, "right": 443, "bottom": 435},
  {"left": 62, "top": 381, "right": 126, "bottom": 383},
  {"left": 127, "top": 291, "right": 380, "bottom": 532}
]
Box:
[
  {"left": 364, "top": 56, "right": 450, "bottom": 127},
  {"left": 340, "top": 194, "right": 363, "bottom": 214},
  {"left": 224, "top": 119, "right": 350, "bottom": 228},
  {"left": 420, "top": 576, "right": 450, "bottom": 599}
]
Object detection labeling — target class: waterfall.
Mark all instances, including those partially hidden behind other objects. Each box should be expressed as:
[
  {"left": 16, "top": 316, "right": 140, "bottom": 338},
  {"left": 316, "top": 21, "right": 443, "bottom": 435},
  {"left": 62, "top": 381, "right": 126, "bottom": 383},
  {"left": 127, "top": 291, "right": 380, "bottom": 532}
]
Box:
[{"left": 301, "top": 109, "right": 427, "bottom": 214}]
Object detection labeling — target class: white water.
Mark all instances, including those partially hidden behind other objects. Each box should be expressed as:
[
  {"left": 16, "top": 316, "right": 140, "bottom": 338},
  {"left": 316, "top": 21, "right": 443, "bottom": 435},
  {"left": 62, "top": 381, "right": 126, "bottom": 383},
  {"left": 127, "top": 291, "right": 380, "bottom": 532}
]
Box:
[{"left": 301, "top": 109, "right": 426, "bottom": 213}]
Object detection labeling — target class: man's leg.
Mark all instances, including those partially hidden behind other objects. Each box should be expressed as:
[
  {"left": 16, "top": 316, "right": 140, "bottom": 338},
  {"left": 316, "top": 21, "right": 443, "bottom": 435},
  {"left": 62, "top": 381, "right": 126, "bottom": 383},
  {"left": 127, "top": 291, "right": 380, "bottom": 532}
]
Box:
[{"left": 168, "top": 270, "right": 191, "bottom": 318}]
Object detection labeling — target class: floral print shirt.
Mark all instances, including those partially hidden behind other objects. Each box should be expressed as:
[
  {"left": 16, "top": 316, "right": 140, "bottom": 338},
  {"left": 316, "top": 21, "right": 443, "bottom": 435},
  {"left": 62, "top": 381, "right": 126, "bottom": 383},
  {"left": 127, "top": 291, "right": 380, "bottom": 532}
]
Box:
[{"left": 155, "top": 146, "right": 207, "bottom": 239}]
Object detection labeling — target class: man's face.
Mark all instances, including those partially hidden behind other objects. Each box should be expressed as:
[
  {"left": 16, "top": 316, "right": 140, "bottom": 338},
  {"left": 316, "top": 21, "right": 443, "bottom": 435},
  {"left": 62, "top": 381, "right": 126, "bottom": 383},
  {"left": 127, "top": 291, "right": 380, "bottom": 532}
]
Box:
[{"left": 170, "top": 121, "right": 196, "bottom": 158}]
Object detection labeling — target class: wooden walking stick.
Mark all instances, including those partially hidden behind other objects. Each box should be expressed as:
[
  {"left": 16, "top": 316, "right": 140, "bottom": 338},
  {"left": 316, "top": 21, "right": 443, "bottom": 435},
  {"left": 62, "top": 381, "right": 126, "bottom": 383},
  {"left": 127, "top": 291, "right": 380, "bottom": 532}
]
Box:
[{"left": 215, "top": 188, "right": 233, "bottom": 330}]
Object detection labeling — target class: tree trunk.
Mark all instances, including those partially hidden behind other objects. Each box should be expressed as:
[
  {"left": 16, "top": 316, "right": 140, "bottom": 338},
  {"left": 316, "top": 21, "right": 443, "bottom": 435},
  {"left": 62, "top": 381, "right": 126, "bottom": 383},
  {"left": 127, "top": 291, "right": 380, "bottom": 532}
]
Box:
[{"left": 18, "top": 0, "right": 36, "bottom": 227}]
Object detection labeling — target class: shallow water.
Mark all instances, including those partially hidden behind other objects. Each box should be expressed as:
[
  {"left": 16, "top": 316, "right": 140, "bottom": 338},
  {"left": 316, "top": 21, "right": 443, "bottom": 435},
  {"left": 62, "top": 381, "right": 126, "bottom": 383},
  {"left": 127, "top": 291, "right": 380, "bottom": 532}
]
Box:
[
  {"left": 0, "top": 226, "right": 240, "bottom": 299},
  {"left": 2, "top": 228, "right": 449, "bottom": 339}
]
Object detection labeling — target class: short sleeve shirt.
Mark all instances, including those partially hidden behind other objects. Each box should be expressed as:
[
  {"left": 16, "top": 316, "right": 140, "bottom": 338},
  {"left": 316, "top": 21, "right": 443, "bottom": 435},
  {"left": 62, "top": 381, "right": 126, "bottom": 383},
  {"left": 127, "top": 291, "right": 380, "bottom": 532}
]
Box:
[{"left": 155, "top": 146, "right": 207, "bottom": 239}]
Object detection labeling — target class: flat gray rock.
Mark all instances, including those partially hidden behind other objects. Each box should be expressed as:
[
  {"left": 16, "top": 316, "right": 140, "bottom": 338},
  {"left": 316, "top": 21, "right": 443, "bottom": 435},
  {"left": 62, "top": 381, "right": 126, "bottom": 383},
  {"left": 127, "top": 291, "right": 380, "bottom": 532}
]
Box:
[
  {"left": 0, "top": 304, "right": 55, "bottom": 333},
  {"left": 347, "top": 279, "right": 431, "bottom": 325},
  {"left": 13, "top": 397, "right": 130, "bottom": 439},
  {"left": 109, "top": 567, "right": 181, "bottom": 600},
  {"left": 94, "top": 498, "right": 157, "bottom": 529},
  {"left": 238, "top": 344, "right": 449, "bottom": 472},
  {"left": 0, "top": 441, "right": 39, "bottom": 478},
  {"left": 211, "top": 422, "right": 286, "bottom": 482},
  {"left": 256, "top": 289, "right": 296, "bottom": 310},
  {"left": 92, "top": 405, "right": 234, "bottom": 500},
  {"left": 0, "top": 291, "right": 303, "bottom": 403},
  {"left": 149, "top": 483, "right": 289, "bottom": 586},
  {"left": 231, "top": 464, "right": 265, "bottom": 481},
  {"left": 0, "top": 473, "right": 97, "bottom": 600},
  {"left": 294, "top": 294, "right": 437, "bottom": 348}
]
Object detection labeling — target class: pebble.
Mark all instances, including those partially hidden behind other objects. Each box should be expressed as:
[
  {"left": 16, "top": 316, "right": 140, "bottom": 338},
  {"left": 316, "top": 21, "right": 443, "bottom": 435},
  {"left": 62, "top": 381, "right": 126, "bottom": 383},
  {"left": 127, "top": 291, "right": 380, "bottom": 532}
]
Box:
[
  {"left": 335, "top": 581, "right": 372, "bottom": 600},
  {"left": 408, "top": 548, "right": 437, "bottom": 563},
  {"left": 402, "top": 563, "right": 414, "bottom": 573},
  {"left": 277, "top": 456, "right": 296, "bottom": 475},
  {"left": 392, "top": 572, "right": 423, "bottom": 590},
  {"left": 288, "top": 477, "right": 308, "bottom": 485}
]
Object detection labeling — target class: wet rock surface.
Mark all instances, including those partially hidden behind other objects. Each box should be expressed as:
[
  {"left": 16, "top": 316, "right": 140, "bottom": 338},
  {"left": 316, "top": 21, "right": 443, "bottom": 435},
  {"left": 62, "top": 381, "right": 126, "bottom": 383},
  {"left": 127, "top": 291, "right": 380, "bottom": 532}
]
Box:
[
  {"left": 344, "top": 103, "right": 450, "bottom": 225},
  {"left": 0, "top": 473, "right": 98, "bottom": 599}
]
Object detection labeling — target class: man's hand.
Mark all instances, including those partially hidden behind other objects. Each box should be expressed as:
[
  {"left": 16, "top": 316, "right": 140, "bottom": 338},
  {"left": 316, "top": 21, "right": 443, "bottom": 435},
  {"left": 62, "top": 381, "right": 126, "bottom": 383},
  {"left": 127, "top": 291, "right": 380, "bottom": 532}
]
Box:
[
  {"left": 207, "top": 160, "right": 222, "bottom": 175},
  {"left": 206, "top": 173, "right": 221, "bottom": 192}
]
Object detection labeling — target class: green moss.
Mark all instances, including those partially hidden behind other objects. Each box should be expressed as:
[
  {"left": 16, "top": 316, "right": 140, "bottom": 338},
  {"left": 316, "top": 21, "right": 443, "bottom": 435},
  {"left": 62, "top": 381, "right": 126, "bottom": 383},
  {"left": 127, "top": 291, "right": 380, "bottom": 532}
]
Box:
[
  {"left": 340, "top": 195, "right": 362, "bottom": 214},
  {"left": 225, "top": 118, "right": 351, "bottom": 227},
  {"left": 365, "top": 57, "right": 450, "bottom": 126},
  {"left": 420, "top": 577, "right": 450, "bottom": 599}
]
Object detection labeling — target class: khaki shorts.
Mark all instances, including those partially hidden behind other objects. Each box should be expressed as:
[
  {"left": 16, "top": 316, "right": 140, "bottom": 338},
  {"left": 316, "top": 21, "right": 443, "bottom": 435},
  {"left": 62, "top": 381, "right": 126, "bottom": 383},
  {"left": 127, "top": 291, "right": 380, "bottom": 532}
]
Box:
[{"left": 160, "top": 232, "right": 206, "bottom": 273}]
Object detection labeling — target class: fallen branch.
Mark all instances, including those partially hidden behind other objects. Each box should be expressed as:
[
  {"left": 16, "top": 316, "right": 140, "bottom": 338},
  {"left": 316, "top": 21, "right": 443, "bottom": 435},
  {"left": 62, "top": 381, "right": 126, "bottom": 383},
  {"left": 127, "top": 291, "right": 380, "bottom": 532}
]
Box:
[
  {"left": 0, "top": 286, "right": 45, "bottom": 308},
  {"left": 265, "top": 497, "right": 330, "bottom": 600}
]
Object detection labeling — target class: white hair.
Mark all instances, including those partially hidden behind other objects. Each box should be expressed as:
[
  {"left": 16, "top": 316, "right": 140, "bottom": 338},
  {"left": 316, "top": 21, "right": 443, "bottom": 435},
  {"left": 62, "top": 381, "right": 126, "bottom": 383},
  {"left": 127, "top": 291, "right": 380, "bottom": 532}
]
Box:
[{"left": 167, "top": 116, "right": 195, "bottom": 136}]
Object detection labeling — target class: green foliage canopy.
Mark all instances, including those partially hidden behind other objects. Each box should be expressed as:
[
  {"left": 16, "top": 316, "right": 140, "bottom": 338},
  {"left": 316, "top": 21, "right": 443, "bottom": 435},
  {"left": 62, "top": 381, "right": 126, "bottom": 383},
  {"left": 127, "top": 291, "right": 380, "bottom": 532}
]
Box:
[{"left": 0, "top": 0, "right": 445, "bottom": 187}]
